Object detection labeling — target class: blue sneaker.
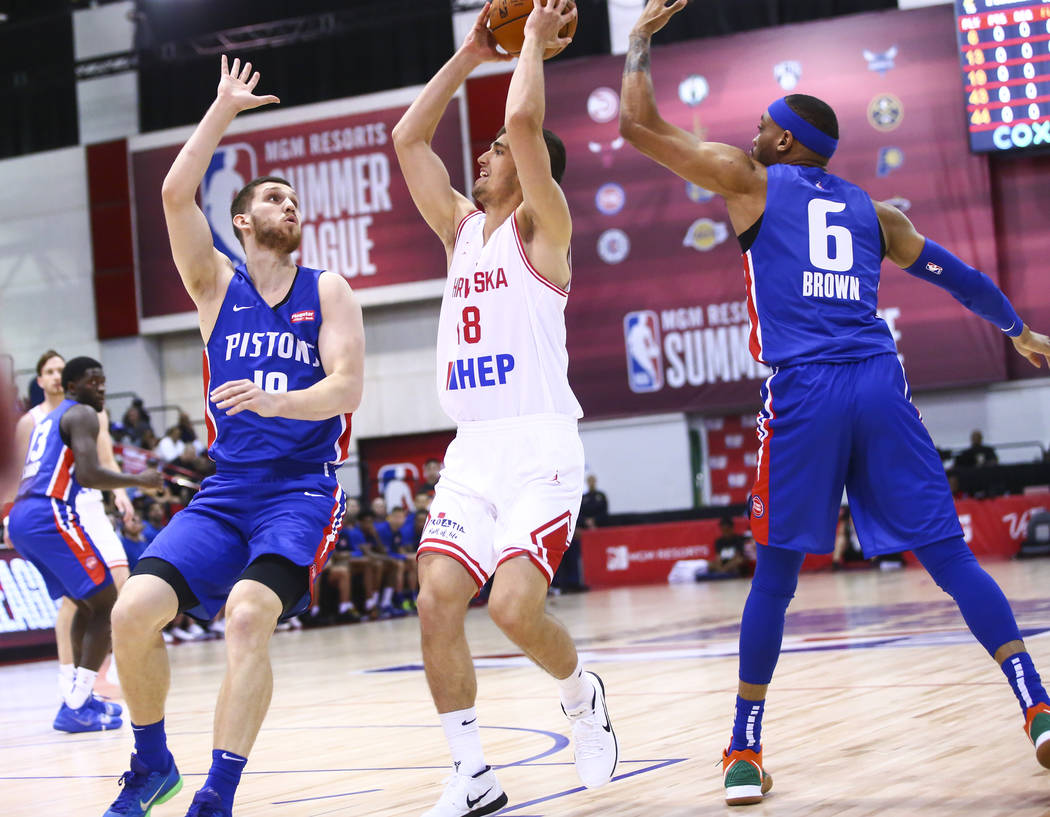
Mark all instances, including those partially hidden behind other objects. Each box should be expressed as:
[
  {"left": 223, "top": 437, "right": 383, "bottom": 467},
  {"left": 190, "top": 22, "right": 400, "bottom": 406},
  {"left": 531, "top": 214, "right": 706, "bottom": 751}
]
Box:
[
  {"left": 53, "top": 701, "right": 122, "bottom": 733},
  {"left": 89, "top": 694, "right": 124, "bottom": 717},
  {"left": 185, "top": 786, "right": 230, "bottom": 816},
  {"left": 104, "top": 753, "right": 182, "bottom": 816}
]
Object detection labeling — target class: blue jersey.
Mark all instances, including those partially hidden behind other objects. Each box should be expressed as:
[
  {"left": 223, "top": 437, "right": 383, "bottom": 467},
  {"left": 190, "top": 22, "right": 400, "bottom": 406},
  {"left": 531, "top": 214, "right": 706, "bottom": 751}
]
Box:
[
  {"left": 15, "top": 399, "right": 82, "bottom": 503},
  {"left": 204, "top": 265, "right": 352, "bottom": 466},
  {"left": 742, "top": 164, "right": 898, "bottom": 367}
]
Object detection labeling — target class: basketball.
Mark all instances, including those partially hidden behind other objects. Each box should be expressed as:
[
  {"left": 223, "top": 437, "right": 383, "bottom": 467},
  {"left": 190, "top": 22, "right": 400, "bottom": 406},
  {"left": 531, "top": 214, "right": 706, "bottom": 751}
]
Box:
[{"left": 488, "top": 0, "right": 578, "bottom": 60}]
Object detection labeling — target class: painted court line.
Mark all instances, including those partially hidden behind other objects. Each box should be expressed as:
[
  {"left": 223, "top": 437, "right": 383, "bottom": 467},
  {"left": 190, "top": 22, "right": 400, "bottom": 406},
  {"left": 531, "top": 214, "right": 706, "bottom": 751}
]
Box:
[{"left": 272, "top": 787, "right": 381, "bottom": 804}]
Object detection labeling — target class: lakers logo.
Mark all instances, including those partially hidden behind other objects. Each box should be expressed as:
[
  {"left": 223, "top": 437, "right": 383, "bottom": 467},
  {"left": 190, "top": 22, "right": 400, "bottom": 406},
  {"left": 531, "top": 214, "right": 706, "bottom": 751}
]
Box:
[{"left": 868, "top": 93, "right": 903, "bottom": 132}]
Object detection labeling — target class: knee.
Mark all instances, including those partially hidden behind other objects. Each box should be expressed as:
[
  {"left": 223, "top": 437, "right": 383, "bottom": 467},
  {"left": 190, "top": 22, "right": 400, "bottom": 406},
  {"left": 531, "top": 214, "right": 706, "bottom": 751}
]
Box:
[
  {"left": 416, "top": 583, "right": 467, "bottom": 633},
  {"left": 488, "top": 590, "right": 537, "bottom": 642},
  {"left": 224, "top": 599, "right": 280, "bottom": 650},
  {"left": 111, "top": 589, "right": 170, "bottom": 639}
]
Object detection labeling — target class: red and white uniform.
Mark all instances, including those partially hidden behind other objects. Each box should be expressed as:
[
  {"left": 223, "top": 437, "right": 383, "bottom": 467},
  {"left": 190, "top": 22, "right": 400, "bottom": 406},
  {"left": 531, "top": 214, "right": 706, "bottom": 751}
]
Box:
[{"left": 420, "top": 211, "right": 584, "bottom": 587}]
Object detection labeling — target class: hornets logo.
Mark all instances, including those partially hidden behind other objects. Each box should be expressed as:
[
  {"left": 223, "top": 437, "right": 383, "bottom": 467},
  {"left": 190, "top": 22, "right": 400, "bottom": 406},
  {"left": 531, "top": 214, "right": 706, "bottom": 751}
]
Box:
[{"left": 868, "top": 93, "right": 903, "bottom": 132}]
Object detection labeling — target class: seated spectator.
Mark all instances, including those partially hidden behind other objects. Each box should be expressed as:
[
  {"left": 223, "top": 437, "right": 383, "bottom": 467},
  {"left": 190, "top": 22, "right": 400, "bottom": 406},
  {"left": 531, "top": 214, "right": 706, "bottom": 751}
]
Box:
[
  {"left": 176, "top": 410, "right": 205, "bottom": 455},
  {"left": 387, "top": 506, "right": 418, "bottom": 610},
  {"left": 711, "top": 516, "right": 749, "bottom": 577},
  {"left": 142, "top": 502, "right": 168, "bottom": 544},
  {"left": 419, "top": 458, "right": 442, "bottom": 496},
  {"left": 413, "top": 490, "right": 433, "bottom": 514},
  {"left": 119, "top": 400, "right": 154, "bottom": 446},
  {"left": 954, "top": 430, "right": 999, "bottom": 469},
  {"left": 305, "top": 502, "right": 381, "bottom": 626},
  {"left": 405, "top": 509, "right": 429, "bottom": 551},
  {"left": 120, "top": 512, "right": 150, "bottom": 571},
  {"left": 580, "top": 473, "right": 609, "bottom": 528},
  {"left": 357, "top": 509, "right": 409, "bottom": 619},
  {"left": 154, "top": 426, "right": 187, "bottom": 463}
]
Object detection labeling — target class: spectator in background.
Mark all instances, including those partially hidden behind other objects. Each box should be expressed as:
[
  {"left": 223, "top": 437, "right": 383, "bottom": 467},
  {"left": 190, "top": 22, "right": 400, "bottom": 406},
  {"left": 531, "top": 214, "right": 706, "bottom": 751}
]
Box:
[
  {"left": 406, "top": 509, "right": 429, "bottom": 551},
  {"left": 176, "top": 410, "right": 204, "bottom": 455},
  {"left": 399, "top": 505, "right": 418, "bottom": 546},
  {"left": 413, "top": 490, "right": 433, "bottom": 514},
  {"left": 154, "top": 426, "right": 187, "bottom": 463},
  {"left": 418, "top": 457, "right": 442, "bottom": 495},
  {"left": 142, "top": 502, "right": 167, "bottom": 544},
  {"left": 371, "top": 496, "right": 388, "bottom": 520},
  {"left": 580, "top": 473, "right": 609, "bottom": 528},
  {"left": 120, "top": 513, "right": 150, "bottom": 572},
  {"left": 955, "top": 430, "right": 999, "bottom": 469},
  {"left": 119, "top": 400, "right": 154, "bottom": 447},
  {"left": 712, "top": 516, "right": 749, "bottom": 577},
  {"left": 387, "top": 505, "right": 419, "bottom": 611},
  {"left": 357, "top": 509, "right": 408, "bottom": 618}
]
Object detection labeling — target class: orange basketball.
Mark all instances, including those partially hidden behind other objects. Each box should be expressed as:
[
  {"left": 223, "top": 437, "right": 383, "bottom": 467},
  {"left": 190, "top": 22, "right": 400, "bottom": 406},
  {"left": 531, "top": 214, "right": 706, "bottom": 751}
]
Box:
[{"left": 488, "top": 0, "right": 578, "bottom": 60}]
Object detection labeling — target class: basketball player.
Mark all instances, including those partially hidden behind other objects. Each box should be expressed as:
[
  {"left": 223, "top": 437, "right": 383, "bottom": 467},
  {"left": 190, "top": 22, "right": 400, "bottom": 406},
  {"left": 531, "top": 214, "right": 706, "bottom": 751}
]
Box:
[
  {"left": 620, "top": 0, "right": 1050, "bottom": 805},
  {"left": 3, "top": 350, "right": 134, "bottom": 724},
  {"left": 393, "top": 2, "right": 618, "bottom": 814},
  {"left": 101, "top": 56, "right": 364, "bottom": 817},
  {"left": 6, "top": 357, "right": 162, "bottom": 733}
]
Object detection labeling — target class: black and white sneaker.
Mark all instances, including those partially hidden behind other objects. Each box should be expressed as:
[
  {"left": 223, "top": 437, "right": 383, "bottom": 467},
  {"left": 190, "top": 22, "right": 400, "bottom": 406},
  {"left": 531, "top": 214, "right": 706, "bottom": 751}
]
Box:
[
  {"left": 420, "top": 765, "right": 508, "bottom": 817},
  {"left": 563, "top": 671, "right": 619, "bottom": 788}
]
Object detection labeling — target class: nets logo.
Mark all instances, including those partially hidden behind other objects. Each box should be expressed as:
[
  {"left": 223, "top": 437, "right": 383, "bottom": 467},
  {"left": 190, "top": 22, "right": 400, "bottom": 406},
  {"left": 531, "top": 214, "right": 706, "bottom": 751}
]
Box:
[
  {"left": 201, "top": 143, "right": 259, "bottom": 264},
  {"left": 623, "top": 311, "right": 663, "bottom": 393}
]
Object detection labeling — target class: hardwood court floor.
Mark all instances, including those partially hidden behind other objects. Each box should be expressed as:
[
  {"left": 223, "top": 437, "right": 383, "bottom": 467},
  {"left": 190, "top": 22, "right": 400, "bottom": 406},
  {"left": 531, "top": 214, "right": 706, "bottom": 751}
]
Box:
[{"left": 4, "top": 560, "right": 1050, "bottom": 816}]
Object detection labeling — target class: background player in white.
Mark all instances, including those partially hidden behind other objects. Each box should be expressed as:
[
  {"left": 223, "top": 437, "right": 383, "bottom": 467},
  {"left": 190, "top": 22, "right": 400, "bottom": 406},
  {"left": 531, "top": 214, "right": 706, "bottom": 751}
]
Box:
[
  {"left": 393, "top": 3, "right": 618, "bottom": 815},
  {"left": 2, "top": 349, "right": 133, "bottom": 722}
]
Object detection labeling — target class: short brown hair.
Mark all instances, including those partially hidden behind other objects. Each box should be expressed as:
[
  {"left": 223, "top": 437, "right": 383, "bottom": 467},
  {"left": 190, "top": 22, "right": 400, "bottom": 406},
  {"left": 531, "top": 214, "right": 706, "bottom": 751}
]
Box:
[
  {"left": 230, "top": 176, "right": 294, "bottom": 247},
  {"left": 495, "top": 127, "right": 567, "bottom": 184},
  {"left": 36, "top": 349, "right": 63, "bottom": 376}
]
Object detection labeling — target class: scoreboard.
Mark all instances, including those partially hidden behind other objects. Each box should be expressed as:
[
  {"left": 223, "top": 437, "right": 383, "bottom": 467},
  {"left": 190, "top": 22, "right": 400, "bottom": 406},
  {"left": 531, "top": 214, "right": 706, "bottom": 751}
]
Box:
[{"left": 956, "top": 0, "right": 1050, "bottom": 153}]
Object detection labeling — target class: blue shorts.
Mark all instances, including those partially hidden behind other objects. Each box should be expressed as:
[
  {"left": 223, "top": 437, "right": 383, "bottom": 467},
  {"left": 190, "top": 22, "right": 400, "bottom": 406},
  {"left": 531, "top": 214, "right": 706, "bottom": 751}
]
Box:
[
  {"left": 7, "top": 496, "right": 113, "bottom": 600},
  {"left": 142, "top": 461, "right": 346, "bottom": 620},
  {"left": 750, "top": 353, "right": 962, "bottom": 556}
]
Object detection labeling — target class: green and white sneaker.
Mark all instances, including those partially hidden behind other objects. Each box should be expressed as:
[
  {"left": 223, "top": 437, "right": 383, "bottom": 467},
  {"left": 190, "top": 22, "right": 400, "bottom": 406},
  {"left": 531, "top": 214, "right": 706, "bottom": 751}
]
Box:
[{"left": 1025, "top": 702, "right": 1050, "bottom": 768}]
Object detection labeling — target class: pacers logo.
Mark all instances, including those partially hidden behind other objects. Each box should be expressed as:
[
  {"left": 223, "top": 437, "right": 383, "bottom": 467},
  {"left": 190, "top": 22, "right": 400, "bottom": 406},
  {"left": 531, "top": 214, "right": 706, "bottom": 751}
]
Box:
[
  {"left": 201, "top": 142, "right": 259, "bottom": 264},
  {"left": 623, "top": 311, "right": 663, "bottom": 394}
]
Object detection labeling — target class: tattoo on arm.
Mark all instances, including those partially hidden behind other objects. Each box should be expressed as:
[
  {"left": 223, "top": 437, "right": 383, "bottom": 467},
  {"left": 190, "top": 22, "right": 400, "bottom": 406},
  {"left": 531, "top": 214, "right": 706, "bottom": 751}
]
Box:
[{"left": 624, "top": 35, "right": 652, "bottom": 74}]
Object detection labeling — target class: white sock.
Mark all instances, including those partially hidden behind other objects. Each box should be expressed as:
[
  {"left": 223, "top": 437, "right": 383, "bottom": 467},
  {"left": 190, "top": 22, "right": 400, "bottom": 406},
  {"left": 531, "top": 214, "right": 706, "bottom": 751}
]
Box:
[
  {"left": 439, "top": 707, "right": 486, "bottom": 777},
  {"left": 381, "top": 587, "right": 394, "bottom": 607},
  {"left": 66, "top": 667, "right": 97, "bottom": 709},
  {"left": 105, "top": 655, "right": 119, "bottom": 686},
  {"left": 57, "top": 663, "right": 75, "bottom": 702},
  {"left": 557, "top": 660, "right": 592, "bottom": 712},
  {"left": 366, "top": 593, "right": 379, "bottom": 610},
  {"left": 338, "top": 601, "right": 355, "bottom": 614}
]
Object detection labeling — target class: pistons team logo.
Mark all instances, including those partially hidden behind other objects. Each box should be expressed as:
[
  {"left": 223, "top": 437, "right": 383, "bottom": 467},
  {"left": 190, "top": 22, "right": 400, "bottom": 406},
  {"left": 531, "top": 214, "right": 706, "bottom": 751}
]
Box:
[
  {"left": 623, "top": 311, "right": 663, "bottom": 394},
  {"left": 201, "top": 142, "right": 259, "bottom": 264},
  {"left": 751, "top": 495, "right": 766, "bottom": 519}
]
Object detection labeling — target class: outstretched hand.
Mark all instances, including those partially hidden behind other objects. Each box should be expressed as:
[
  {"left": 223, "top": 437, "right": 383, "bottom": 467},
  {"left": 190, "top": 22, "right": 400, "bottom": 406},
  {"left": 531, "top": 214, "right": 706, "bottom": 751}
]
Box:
[
  {"left": 632, "top": 0, "right": 690, "bottom": 37},
  {"left": 1011, "top": 326, "right": 1050, "bottom": 368},
  {"left": 462, "top": 2, "right": 514, "bottom": 63},
  {"left": 524, "top": 0, "right": 576, "bottom": 51},
  {"left": 217, "top": 55, "right": 280, "bottom": 112}
]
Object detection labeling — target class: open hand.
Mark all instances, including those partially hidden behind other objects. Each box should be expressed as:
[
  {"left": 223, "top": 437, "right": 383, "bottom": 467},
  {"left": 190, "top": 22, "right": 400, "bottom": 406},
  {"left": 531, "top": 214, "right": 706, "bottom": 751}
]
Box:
[
  {"left": 217, "top": 55, "right": 280, "bottom": 112},
  {"left": 632, "top": 0, "right": 689, "bottom": 37},
  {"left": 210, "top": 379, "right": 283, "bottom": 417},
  {"left": 1011, "top": 325, "right": 1050, "bottom": 368},
  {"left": 463, "top": 2, "right": 514, "bottom": 63},
  {"left": 524, "top": 0, "right": 576, "bottom": 51}
]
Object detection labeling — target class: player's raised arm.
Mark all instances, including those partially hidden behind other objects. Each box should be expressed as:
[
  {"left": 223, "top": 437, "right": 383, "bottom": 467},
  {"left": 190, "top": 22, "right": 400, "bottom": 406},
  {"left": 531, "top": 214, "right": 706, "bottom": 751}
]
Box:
[
  {"left": 392, "top": 2, "right": 510, "bottom": 250},
  {"left": 160, "top": 56, "right": 280, "bottom": 305},
  {"left": 504, "top": 0, "right": 575, "bottom": 270},
  {"left": 63, "top": 406, "right": 163, "bottom": 492},
  {"left": 875, "top": 198, "right": 1050, "bottom": 368},
  {"left": 209, "top": 273, "right": 365, "bottom": 421},
  {"left": 619, "top": 0, "right": 761, "bottom": 198}
]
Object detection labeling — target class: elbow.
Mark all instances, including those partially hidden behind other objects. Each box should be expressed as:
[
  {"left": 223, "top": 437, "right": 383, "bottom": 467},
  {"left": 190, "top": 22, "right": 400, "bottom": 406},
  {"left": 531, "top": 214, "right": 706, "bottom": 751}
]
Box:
[
  {"left": 160, "top": 173, "right": 188, "bottom": 206},
  {"left": 618, "top": 113, "right": 646, "bottom": 145},
  {"left": 391, "top": 122, "right": 422, "bottom": 152},
  {"left": 505, "top": 109, "right": 542, "bottom": 138}
]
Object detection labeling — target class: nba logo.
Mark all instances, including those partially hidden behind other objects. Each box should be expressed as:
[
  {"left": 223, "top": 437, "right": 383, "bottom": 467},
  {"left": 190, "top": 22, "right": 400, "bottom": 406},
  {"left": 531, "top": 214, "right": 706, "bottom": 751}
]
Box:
[
  {"left": 623, "top": 311, "right": 663, "bottom": 394},
  {"left": 378, "top": 462, "right": 420, "bottom": 511},
  {"left": 201, "top": 142, "right": 258, "bottom": 264},
  {"left": 606, "top": 546, "right": 630, "bottom": 571}
]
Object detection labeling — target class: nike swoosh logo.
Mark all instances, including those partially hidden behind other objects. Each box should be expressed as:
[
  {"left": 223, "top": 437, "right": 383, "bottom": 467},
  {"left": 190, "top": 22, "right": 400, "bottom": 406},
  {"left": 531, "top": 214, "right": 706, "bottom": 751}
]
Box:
[
  {"left": 221, "top": 752, "right": 246, "bottom": 762},
  {"left": 140, "top": 779, "right": 167, "bottom": 810},
  {"left": 232, "top": 304, "right": 255, "bottom": 311},
  {"left": 461, "top": 717, "right": 477, "bottom": 726},
  {"left": 466, "top": 788, "right": 492, "bottom": 808},
  {"left": 304, "top": 491, "right": 327, "bottom": 498}
]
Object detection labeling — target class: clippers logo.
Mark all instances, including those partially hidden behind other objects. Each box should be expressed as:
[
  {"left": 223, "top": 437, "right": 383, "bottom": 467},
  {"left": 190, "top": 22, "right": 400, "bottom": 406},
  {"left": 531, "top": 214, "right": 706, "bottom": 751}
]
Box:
[
  {"left": 773, "top": 60, "right": 802, "bottom": 91},
  {"left": 624, "top": 311, "right": 663, "bottom": 393},
  {"left": 876, "top": 146, "right": 904, "bottom": 177},
  {"left": 925, "top": 262, "right": 943, "bottom": 275},
  {"left": 290, "top": 310, "right": 315, "bottom": 323},
  {"left": 597, "top": 228, "right": 631, "bottom": 264},
  {"left": 751, "top": 495, "right": 765, "bottom": 519},
  {"left": 201, "top": 143, "right": 258, "bottom": 264},
  {"left": 863, "top": 46, "right": 898, "bottom": 76}
]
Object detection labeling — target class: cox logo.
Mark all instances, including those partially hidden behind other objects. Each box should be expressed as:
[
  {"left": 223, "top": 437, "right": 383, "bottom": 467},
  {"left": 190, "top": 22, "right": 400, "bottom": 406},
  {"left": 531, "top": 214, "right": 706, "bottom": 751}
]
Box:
[{"left": 993, "top": 120, "right": 1050, "bottom": 150}]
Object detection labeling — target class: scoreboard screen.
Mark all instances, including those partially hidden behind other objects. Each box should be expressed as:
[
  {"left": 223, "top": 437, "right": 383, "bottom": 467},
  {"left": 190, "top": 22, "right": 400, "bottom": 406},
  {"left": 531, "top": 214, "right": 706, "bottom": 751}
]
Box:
[{"left": 956, "top": 0, "right": 1050, "bottom": 153}]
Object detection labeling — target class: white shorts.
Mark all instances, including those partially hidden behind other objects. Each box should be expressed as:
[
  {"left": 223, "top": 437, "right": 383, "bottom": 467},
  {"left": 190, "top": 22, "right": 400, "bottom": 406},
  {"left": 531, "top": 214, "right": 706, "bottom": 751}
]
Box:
[
  {"left": 75, "top": 489, "right": 128, "bottom": 571},
  {"left": 418, "top": 414, "right": 583, "bottom": 588}
]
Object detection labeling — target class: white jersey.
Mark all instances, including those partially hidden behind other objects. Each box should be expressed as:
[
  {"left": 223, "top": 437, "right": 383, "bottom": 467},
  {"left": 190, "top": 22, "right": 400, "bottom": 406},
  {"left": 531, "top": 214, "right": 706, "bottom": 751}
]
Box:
[{"left": 436, "top": 210, "right": 583, "bottom": 424}]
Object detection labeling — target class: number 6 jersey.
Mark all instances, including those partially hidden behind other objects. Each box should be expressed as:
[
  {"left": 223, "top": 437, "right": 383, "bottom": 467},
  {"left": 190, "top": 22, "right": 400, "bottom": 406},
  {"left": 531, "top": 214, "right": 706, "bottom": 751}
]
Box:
[
  {"left": 741, "top": 164, "right": 898, "bottom": 367},
  {"left": 436, "top": 210, "right": 583, "bottom": 424}
]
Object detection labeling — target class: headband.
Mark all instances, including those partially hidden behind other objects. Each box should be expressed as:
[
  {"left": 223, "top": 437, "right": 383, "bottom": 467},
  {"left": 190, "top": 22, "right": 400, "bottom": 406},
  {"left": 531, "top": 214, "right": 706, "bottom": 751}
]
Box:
[{"left": 767, "top": 97, "right": 838, "bottom": 159}]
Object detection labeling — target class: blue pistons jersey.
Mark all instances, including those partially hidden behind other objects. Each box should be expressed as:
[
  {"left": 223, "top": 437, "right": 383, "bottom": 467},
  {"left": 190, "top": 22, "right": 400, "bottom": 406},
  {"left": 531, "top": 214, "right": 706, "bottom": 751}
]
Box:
[
  {"left": 203, "top": 264, "right": 352, "bottom": 466},
  {"left": 15, "top": 399, "right": 82, "bottom": 503},
  {"left": 742, "top": 164, "right": 898, "bottom": 367}
]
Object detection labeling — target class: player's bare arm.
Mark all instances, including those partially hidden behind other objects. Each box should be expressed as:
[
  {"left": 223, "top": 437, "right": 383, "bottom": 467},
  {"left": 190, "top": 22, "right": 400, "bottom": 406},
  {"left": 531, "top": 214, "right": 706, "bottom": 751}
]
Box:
[
  {"left": 875, "top": 198, "right": 1050, "bottom": 368},
  {"left": 62, "top": 406, "right": 163, "bottom": 492},
  {"left": 0, "top": 412, "right": 35, "bottom": 506},
  {"left": 161, "top": 56, "right": 279, "bottom": 319},
  {"left": 96, "top": 407, "right": 134, "bottom": 523},
  {"left": 505, "top": 0, "right": 575, "bottom": 290},
  {"left": 392, "top": 2, "right": 510, "bottom": 254},
  {"left": 619, "top": 0, "right": 765, "bottom": 217},
  {"left": 210, "top": 272, "right": 365, "bottom": 420}
]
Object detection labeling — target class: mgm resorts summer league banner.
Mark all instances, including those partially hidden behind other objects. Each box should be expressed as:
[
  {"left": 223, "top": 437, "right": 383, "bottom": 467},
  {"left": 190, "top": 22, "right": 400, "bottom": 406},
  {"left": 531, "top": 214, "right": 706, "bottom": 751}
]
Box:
[
  {"left": 547, "top": 4, "right": 1007, "bottom": 417},
  {"left": 130, "top": 88, "right": 468, "bottom": 332}
]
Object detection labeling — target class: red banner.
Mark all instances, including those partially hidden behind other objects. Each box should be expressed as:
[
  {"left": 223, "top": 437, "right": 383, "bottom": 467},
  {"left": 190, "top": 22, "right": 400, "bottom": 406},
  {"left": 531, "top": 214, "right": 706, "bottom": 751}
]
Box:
[
  {"left": 130, "top": 97, "right": 465, "bottom": 321},
  {"left": 0, "top": 548, "right": 58, "bottom": 651},
  {"left": 541, "top": 5, "right": 1007, "bottom": 417},
  {"left": 357, "top": 430, "right": 456, "bottom": 509},
  {"left": 580, "top": 493, "right": 1049, "bottom": 588}
]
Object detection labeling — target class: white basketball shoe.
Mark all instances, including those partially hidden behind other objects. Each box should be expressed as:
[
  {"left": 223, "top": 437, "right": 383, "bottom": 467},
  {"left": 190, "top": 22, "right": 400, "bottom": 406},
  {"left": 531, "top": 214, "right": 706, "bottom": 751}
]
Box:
[
  {"left": 421, "top": 765, "right": 508, "bottom": 817},
  {"left": 563, "top": 671, "right": 619, "bottom": 788}
]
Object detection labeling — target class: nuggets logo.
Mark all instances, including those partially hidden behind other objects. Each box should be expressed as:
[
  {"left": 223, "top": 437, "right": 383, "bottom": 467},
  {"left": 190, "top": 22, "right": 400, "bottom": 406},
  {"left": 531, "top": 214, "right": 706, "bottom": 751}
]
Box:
[
  {"left": 682, "top": 218, "right": 729, "bottom": 252},
  {"left": 751, "top": 495, "right": 765, "bottom": 519},
  {"left": 876, "top": 146, "right": 904, "bottom": 177},
  {"left": 773, "top": 61, "right": 802, "bottom": 91},
  {"left": 624, "top": 311, "right": 663, "bottom": 393},
  {"left": 201, "top": 142, "right": 258, "bottom": 264},
  {"left": 868, "top": 94, "right": 903, "bottom": 132}
]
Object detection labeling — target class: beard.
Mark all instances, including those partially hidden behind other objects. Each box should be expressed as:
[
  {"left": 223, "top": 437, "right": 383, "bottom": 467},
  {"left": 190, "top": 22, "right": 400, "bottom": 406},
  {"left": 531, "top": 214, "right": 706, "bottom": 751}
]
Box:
[{"left": 252, "top": 216, "right": 302, "bottom": 254}]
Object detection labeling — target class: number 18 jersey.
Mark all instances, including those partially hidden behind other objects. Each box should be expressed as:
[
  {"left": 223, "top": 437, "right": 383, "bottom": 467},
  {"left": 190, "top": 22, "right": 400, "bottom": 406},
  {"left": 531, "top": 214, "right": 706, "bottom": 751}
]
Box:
[
  {"left": 436, "top": 210, "right": 583, "bottom": 424},
  {"left": 742, "top": 164, "right": 898, "bottom": 367}
]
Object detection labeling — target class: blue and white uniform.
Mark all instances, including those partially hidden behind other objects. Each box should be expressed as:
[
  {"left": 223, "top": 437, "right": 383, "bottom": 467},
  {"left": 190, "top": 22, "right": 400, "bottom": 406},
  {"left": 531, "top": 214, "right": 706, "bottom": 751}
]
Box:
[
  {"left": 743, "top": 164, "right": 961, "bottom": 555},
  {"left": 7, "top": 399, "right": 113, "bottom": 600},
  {"left": 142, "top": 265, "right": 348, "bottom": 619}
]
